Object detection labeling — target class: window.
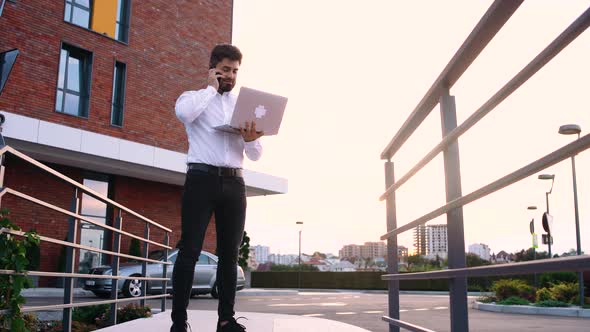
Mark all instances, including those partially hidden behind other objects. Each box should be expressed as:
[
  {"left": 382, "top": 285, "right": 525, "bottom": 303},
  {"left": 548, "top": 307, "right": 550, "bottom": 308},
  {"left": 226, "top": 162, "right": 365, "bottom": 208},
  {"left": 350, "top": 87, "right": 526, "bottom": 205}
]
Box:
[
  {"left": 64, "top": 0, "right": 91, "bottom": 29},
  {"left": 0, "top": 49, "right": 18, "bottom": 96},
  {"left": 79, "top": 174, "right": 112, "bottom": 273},
  {"left": 111, "top": 61, "right": 126, "bottom": 126},
  {"left": 64, "top": 0, "right": 131, "bottom": 43},
  {"left": 55, "top": 44, "right": 92, "bottom": 117}
]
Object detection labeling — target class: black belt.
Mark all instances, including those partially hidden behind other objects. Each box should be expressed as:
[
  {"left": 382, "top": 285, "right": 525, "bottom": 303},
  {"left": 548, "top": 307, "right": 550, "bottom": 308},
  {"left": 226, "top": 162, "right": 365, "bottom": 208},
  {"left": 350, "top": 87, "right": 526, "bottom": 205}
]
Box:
[{"left": 187, "top": 163, "right": 243, "bottom": 177}]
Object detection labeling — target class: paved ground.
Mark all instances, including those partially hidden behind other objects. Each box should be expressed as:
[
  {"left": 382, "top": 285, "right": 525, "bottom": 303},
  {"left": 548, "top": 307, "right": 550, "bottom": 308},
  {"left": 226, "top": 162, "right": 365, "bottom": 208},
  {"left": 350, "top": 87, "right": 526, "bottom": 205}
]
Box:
[{"left": 24, "top": 290, "right": 590, "bottom": 331}]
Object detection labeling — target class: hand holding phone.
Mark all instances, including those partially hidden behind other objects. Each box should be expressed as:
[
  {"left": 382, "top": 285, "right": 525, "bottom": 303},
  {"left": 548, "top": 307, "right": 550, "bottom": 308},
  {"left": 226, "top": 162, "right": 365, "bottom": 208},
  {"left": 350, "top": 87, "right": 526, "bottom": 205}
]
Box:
[{"left": 207, "top": 69, "right": 221, "bottom": 90}]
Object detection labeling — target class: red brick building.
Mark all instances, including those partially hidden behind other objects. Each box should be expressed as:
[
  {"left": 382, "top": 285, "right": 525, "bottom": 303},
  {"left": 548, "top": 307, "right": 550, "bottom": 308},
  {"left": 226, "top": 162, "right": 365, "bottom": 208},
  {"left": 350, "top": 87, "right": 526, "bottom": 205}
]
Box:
[{"left": 0, "top": 0, "right": 286, "bottom": 286}]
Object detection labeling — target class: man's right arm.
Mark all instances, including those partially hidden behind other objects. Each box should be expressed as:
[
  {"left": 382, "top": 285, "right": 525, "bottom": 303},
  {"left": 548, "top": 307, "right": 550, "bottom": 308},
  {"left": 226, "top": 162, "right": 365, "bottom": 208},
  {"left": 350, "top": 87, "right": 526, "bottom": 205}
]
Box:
[{"left": 175, "top": 86, "right": 217, "bottom": 124}]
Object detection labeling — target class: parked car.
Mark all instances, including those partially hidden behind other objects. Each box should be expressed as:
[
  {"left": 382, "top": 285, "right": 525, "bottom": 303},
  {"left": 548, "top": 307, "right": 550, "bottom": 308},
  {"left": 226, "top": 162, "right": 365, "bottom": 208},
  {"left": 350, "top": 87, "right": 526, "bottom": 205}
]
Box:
[{"left": 84, "top": 249, "right": 246, "bottom": 298}]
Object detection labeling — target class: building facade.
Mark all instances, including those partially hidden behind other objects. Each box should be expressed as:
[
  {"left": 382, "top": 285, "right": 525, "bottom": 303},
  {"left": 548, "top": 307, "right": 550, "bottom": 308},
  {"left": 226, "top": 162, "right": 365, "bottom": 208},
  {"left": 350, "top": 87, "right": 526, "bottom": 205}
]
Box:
[
  {"left": 413, "top": 225, "right": 427, "bottom": 256},
  {"left": 426, "top": 224, "right": 448, "bottom": 259},
  {"left": 339, "top": 244, "right": 362, "bottom": 259},
  {"left": 360, "top": 241, "right": 386, "bottom": 259},
  {"left": 468, "top": 243, "right": 491, "bottom": 261},
  {"left": 252, "top": 245, "right": 270, "bottom": 263},
  {"left": 0, "top": 1, "right": 287, "bottom": 286},
  {"left": 413, "top": 224, "right": 448, "bottom": 259}
]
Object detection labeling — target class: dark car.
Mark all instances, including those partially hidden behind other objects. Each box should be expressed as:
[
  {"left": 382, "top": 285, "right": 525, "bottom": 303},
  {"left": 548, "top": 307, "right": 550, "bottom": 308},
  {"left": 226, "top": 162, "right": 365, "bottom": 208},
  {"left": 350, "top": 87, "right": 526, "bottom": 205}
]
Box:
[{"left": 84, "top": 249, "right": 245, "bottom": 298}]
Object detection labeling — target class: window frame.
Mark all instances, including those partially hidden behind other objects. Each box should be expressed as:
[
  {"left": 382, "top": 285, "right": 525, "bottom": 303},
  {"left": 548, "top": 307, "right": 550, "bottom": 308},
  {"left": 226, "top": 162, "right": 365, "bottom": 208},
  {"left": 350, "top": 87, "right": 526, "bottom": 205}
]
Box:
[
  {"left": 55, "top": 42, "right": 94, "bottom": 119},
  {"left": 110, "top": 60, "right": 127, "bottom": 127},
  {"left": 63, "top": 0, "right": 132, "bottom": 44},
  {"left": 64, "top": 0, "right": 93, "bottom": 29}
]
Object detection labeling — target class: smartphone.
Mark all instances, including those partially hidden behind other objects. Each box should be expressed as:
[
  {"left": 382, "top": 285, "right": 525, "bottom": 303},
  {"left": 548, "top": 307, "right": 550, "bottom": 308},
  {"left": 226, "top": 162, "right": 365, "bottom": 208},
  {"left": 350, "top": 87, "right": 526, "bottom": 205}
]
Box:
[{"left": 216, "top": 71, "right": 222, "bottom": 84}]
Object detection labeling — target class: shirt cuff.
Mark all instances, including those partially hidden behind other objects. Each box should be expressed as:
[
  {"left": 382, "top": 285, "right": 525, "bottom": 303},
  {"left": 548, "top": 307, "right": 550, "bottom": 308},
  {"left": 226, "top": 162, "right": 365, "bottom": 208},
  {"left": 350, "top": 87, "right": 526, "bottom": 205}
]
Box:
[{"left": 244, "top": 139, "right": 260, "bottom": 147}]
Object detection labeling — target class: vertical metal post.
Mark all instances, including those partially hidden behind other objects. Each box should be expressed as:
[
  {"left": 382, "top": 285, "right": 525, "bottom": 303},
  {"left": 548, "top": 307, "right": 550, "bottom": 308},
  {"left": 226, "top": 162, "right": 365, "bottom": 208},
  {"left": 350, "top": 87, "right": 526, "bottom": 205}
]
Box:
[
  {"left": 62, "top": 189, "right": 80, "bottom": 332},
  {"left": 298, "top": 230, "right": 302, "bottom": 289},
  {"left": 440, "top": 90, "right": 469, "bottom": 332},
  {"left": 141, "top": 224, "right": 150, "bottom": 307},
  {"left": 385, "top": 161, "right": 400, "bottom": 332},
  {"left": 570, "top": 154, "right": 585, "bottom": 306},
  {"left": 109, "top": 209, "right": 123, "bottom": 326},
  {"left": 161, "top": 232, "right": 169, "bottom": 312}
]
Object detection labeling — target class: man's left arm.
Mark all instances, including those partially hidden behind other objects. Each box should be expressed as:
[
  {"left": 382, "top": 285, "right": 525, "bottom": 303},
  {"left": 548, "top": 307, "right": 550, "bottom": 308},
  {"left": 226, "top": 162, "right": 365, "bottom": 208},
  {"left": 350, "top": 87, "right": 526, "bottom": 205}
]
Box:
[
  {"left": 241, "top": 121, "right": 263, "bottom": 161},
  {"left": 244, "top": 139, "right": 263, "bottom": 161}
]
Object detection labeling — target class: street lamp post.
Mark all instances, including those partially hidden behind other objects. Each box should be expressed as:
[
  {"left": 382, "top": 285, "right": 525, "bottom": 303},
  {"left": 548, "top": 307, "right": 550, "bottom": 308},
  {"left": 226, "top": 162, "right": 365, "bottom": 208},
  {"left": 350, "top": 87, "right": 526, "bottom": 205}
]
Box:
[
  {"left": 538, "top": 174, "right": 555, "bottom": 257},
  {"left": 559, "top": 124, "right": 584, "bottom": 307},
  {"left": 296, "top": 221, "right": 303, "bottom": 289}
]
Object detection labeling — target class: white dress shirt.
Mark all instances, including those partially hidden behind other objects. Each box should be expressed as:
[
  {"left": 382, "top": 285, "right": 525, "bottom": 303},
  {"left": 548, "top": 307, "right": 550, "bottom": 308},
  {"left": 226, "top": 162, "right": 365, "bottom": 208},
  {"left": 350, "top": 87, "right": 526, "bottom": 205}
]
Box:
[{"left": 175, "top": 86, "right": 263, "bottom": 168}]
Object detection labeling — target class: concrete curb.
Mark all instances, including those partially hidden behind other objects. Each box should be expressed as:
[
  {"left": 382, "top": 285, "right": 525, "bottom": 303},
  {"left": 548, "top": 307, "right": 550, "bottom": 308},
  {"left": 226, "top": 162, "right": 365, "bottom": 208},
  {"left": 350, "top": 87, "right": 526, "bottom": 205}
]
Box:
[
  {"left": 472, "top": 301, "right": 590, "bottom": 318},
  {"left": 237, "top": 288, "right": 298, "bottom": 296}
]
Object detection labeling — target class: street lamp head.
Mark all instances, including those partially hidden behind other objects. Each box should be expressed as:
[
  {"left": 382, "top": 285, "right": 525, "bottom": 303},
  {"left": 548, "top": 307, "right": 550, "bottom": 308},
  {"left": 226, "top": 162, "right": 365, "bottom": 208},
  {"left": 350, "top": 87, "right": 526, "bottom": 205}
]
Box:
[
  {"left": 558, "top": 124, "right": 581, "bottom": 136},
  {"left": 538, "top": 174, "right": 555, "bottom": 180},
  {"left": 527, "top": 206, "right": 537, "bottom": 210},
  {"left": 296, "top": 221, "right": 303, "bottom": 225}
]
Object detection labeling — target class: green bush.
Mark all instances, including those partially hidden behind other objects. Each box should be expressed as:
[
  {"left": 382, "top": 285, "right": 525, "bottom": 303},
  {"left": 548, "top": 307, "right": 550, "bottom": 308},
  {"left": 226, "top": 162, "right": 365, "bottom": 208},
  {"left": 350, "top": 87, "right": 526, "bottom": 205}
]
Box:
[
  {"left": 114, "top": 303, "right": 151, "bottom": 324},
  {"left": 492, "top": 279, "right": 535, "bottom": 302},
  {"left": 539, "top": 272, "right": 577, "bottom": 288},
  {"left": 476, "top": 295, "right": 496, "bottom": 303},
  {"left": 497, "top": 296, "right": 529, "bottom": 305},
  {"left": 73, "top": 304, "right": 109, "bottom": 325},
  {"left": 535, "top": 300, "right": 571, "bottom": 307},
  {"left": 549, "top": 282, "right": 578, "bottom": 304},
  {"left": 536, "top": 287, "right": 552, "bottom": 302},
  {"left": 95, "top": 303, "right": 152, "bottom": 328}
]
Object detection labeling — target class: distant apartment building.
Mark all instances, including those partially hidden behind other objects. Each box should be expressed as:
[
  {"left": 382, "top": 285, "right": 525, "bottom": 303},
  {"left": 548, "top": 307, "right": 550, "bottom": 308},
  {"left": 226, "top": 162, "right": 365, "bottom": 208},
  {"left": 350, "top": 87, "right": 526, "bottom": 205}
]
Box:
[
  {"left": 413, "top": 225, "right": 427, "bottom": 255},
  {"left": 268, "top": 254, "right": 298, "bottom": 265},
  {"left": 413, "top": 224, "right": 448, "bottom": 259},
  {"left": 339, "top": 244, "right": 362, "bottom": 259},
  {"left": 426, "top": 224, "right": 448, "bottom": 259},
  {"left": 361, "top": 242, "right": 386, "bottom": 259},
  {"left": 252, "top": 245, "right": 270, "bottom": 263},
  {"left": 468, "top": 243, "right": 491, "bottom": 261},
  {"left": 398, "top": 245, "right": 409, "bottom": 262}
]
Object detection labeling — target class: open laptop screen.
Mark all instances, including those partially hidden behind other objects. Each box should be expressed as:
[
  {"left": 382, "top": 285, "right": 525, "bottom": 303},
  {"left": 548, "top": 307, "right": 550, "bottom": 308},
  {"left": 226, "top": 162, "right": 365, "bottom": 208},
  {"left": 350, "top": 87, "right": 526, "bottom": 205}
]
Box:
[{"left": 0, "top": 49, "right": 19, "bottom": 96}]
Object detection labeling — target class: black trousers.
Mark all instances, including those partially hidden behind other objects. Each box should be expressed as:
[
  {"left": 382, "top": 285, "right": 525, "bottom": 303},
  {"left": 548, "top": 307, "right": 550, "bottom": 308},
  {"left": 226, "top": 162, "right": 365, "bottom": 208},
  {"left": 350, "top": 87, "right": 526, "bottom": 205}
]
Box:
[{"left": 171, "top": 168, "right": 246, "bottom": 323}]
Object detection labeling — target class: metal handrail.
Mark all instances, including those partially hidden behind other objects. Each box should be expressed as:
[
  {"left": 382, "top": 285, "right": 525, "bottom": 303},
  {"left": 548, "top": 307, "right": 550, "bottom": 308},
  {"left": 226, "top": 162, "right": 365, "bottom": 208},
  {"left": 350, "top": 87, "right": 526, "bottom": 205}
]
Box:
[
  {"left": 381, "top": 133, "right": 590, "bottom": 240},
  {"left": 380, "top": 0, "right": 523, "bottom": 160},
  {"left": 379, "top": 1, "right": 590, "bottom": 331},
  {"left": 382, "top": 255, "right": 590, "bottom": 280},
  {"left": 0, "top": 145, "right": 172, "bottom": 233},
  {"left": 0, "top": 144, "right": 172, "bottom": 330},
  {"left": 0, "top": 294, "right": 170, "bottom": 315},
  {"left": 380, "top": 5, "right": 590, "bottom": 201},
  {"left": 0, "top": 269, "right": 168, "bottom": 282},
  {"left": 0, "top": 228, "right": 172, "bottom": 265},
  {"left": 0, "top": 187, "right": 172, "bottom": 249}
]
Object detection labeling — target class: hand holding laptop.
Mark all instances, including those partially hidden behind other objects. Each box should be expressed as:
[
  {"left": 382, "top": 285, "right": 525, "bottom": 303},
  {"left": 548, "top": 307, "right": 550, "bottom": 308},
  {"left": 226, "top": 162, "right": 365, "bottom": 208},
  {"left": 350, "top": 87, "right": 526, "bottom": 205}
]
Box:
[
  {"left": 214, "top": 87, "right": 288, "bottom": 136},
  {"left": 240, "top": 121, "right": 264, "bottom": 142}
]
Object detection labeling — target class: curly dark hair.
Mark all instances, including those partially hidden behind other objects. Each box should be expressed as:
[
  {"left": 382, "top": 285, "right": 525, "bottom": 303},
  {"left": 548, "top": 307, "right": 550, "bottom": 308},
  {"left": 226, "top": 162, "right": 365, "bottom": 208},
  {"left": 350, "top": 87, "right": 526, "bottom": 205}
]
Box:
[{"left": 209, "top": 44, "right": 243, "bottom": 69}]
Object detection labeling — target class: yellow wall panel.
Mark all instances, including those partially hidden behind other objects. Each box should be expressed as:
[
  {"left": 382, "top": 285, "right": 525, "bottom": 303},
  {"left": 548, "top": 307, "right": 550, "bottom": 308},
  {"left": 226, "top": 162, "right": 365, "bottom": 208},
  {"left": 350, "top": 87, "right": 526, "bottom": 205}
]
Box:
[{"left": 91, "top": 0, "right": 118, "bottom": 39}]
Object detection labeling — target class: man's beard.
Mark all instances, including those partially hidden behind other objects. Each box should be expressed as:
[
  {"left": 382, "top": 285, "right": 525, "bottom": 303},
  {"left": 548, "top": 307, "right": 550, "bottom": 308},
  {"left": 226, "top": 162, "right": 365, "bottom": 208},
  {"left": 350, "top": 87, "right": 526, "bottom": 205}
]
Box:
[{"left": 218, "top": 81, "right": 234, "bottom": 93}]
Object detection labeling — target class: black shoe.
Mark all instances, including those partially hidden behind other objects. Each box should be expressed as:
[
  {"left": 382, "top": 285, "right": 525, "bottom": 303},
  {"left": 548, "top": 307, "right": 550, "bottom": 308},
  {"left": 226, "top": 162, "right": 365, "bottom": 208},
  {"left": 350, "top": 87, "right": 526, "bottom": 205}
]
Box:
[
  {"left": 170, "top": 321, "right": 191, "bottom": 332},
  {"left": 217, "top": 317, "right": 247, "bottom": 332}
]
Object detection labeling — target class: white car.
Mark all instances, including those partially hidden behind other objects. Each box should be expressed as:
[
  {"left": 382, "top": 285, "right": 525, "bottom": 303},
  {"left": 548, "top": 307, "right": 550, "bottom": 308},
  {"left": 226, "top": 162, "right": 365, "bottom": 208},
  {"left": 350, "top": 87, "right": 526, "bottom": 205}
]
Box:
[{"left": 84, "top": 249, "right": 246, "bottom": 298}]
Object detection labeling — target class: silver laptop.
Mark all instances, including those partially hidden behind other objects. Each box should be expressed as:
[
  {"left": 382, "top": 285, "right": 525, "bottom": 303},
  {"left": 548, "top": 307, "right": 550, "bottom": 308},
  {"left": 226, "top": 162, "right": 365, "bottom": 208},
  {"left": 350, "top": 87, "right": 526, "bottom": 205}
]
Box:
[{"left": 214, "top": 87, "right": 288, "bottom": 136}]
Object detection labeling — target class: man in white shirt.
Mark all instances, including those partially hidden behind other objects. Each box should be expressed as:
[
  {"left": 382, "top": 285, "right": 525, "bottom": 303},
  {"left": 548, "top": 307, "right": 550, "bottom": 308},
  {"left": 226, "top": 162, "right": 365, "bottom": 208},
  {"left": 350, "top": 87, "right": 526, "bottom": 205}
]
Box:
[{"left": 171, "top": 44, "right": 262, "bottom": 332}]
